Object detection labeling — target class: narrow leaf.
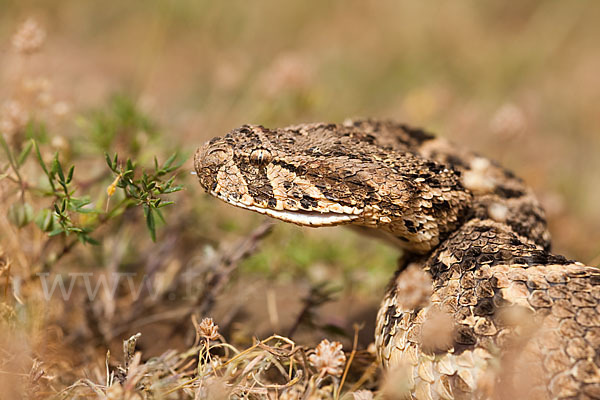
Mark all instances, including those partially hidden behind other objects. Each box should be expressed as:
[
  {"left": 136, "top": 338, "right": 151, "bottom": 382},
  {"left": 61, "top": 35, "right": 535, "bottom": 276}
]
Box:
[
  {"left": 144, "top": 206, "right": 156, "bottom": 242},
  {"left": 82, "top": 236, "right": 100, "bottom": 245},
  {"left": 66, "top": 165, "right": 75, "bottom": 184},
  {"left": 163, "top": 186, "right": 183, "bottom": 194},
  {"left": 0, "top": 133, "right": 16, "bottom": 167},
  {"left": 33, "top": 141, "right": 49, "bottom": 175},
  {"left": 160, "top": 152, "right": 178, "bottom": 173},
  {"left": 17, "top": 140, "right": 33, "bottom": 167},
  {"left": 154, "top": 208, "right": 166, "bottom": 223},
  {"left": 53, "top": 154, "right": 65, "bottom": 182},
  {"left": 105, "top": 152, "right": 113, "bottom": 170}
]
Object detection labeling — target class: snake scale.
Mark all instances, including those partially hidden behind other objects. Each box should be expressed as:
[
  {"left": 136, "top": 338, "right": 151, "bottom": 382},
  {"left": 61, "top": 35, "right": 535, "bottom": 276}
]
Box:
[{"left": 194, "top": 119, "right": 600, "bottom": 399}]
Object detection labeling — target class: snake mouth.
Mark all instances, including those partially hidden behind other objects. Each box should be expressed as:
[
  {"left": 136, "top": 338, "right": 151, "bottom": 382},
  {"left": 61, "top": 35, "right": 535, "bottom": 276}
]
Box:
[{"left": 212, "top": 192, "right": 360, "bottom": 227}]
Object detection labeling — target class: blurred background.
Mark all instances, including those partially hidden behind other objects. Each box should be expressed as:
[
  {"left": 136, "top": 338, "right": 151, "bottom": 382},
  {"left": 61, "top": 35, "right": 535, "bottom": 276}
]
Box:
[{"left": 1, "top": 0, "right": 600, "bottom": 397}]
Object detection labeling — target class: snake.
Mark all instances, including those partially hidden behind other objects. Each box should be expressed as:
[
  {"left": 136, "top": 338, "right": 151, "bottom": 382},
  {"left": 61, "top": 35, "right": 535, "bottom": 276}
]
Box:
[{"left": 194, "top": 119, "right": 600, "bottom": 399}]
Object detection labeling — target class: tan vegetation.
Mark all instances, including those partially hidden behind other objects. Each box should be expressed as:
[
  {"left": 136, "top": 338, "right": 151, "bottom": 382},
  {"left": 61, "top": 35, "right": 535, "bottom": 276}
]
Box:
[{"left": 1, "top": 1, "right": 599, "bottom": 398}]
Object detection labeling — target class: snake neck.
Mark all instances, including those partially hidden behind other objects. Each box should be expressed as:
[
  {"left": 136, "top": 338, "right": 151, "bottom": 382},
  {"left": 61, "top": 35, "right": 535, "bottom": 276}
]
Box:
[
  {"left": 194, "top": 119, "right": 552, "bottom": 255},
  {"left": 412, "top": 133, "right": 552, "bottom": 251},
  {"left": 426, "top": 218, "right": 571, "bottom": 287}
]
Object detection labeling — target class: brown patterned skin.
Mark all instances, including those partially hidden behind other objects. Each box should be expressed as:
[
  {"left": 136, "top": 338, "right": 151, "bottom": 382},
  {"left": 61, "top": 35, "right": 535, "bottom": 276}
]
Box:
[{"left": 194, "top": 119, "right": 600, "bottom": 399}]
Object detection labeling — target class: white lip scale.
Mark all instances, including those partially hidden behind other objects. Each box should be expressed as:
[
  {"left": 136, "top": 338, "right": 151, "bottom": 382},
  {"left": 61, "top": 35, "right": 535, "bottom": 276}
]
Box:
[{"left": 215, "top": 193, "right": 359, "bottom": 226}]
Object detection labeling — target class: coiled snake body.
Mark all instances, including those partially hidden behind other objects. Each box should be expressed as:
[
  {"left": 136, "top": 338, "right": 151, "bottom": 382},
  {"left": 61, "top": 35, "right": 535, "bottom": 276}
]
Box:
[{"left": 194, "top": 120, "right": 600, "bottom": 399}]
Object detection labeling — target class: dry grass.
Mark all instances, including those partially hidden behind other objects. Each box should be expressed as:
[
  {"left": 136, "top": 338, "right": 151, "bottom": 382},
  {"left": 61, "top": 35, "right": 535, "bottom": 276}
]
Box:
[
  {"left": 53, "top": 329, "right": 375, "bottom": 399},
  {"left": 1, "top": 1, "right": 599, "bottom": 399}
]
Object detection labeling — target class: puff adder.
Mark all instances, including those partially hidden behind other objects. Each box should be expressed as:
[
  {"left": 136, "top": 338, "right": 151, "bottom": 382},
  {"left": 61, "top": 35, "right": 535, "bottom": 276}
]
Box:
[{"left": 194, "top": 119, "right": 600, "bottom": 399}]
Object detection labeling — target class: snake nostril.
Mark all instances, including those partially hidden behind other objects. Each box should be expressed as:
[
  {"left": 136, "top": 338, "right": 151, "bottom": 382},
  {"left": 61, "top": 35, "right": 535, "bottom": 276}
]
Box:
[
  {"left": 197, "top": 144, "right": 233, "bottom": 169},
  {"left": 194, "top": 143, "right": 234, "bottom": 194},
  {"left": 208, "top": 148, "right": 227, "bottom": 156}
]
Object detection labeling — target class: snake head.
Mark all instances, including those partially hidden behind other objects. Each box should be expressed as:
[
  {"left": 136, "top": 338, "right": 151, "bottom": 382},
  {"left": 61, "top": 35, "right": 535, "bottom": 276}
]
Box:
[
  {"left": 194, "top": 124, "right": 372, "bottom": 227},
  {"left": 195, "top": 122, "right": 471, "bottom": 252}
]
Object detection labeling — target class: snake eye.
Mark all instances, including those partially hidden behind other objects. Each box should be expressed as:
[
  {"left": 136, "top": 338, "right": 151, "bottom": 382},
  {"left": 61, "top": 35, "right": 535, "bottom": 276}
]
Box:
[{"left": 249, "top": 148, "right": 272, "bottom": 166}]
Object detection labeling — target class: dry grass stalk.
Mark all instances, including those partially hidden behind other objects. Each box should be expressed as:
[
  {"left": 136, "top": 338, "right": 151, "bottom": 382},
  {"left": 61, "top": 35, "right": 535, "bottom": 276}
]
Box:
[{"left": 193, "top": 221, "right": 274, "bottom": 319}]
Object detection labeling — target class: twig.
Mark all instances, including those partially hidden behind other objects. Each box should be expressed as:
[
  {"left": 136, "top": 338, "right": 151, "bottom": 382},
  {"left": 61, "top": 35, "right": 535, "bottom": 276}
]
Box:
[
  {"left": 590, "top": 252, "right": 600, "bottom": 267},
  {"left": 348, "top": 359, "right": 379, "bottom": 393},
  {"left": 336, "top": 324, "right": 361, "bottom": 399},
  {"left": 192, "top": 221, "right": 273, "bottom": 318},
  {"left": 287, "top": 283, "right": 338, "bottom": 338}
]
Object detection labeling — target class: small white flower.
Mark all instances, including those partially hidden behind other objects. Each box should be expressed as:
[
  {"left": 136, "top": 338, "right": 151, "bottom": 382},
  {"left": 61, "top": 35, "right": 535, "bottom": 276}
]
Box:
[
  {"left": 0, "top": 101, "right": 28, "bottom": 136},
  {"left": 12, "top": 18, "right": 46, "bottom": 54}
]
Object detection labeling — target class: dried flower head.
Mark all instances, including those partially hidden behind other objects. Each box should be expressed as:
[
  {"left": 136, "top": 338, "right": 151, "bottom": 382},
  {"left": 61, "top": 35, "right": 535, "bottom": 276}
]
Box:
[
  {"left": 0, "top": 303, "right": 16, "bottom": 325},
  {"left": 195, "top": 376, "right": 229, "bottom": 399},
  {"left": 105, "top": 382, "right": 143, "bottom": 400},
  {"left": 22, "top": 77, "right": 52, "bottom": 106},
  {"left": 0, "top": 246, "right": 8, "bottom": 269},
  {"left": 12, "top": 18, "right": 46, "bottom": 54},
  {"left": 379, "top": 360, "right": 413, "bottom": 399},
  {"left": 280, "top": 386, "right": 304, "bottom": 400},
  {"left": 309, "top": 339, "right": 346, "bottom": 377},
  {"left": 52, "top": 101, "right": 71, "bottom": 118},
  {"left": 352, "top": 390, "right": 374, "bottom": 400},
  {"left": 0, "top": 100, "right": 28, "bottom": 137},
  {"left": 462, "top": 157, "right": 496, "bottom": 192},
  {"left": 260, "top": 53, "right": 312, "bottom": 96},
  {"left": 490, "top": 103, "right": 526, "bottom": 139},
  {"left": 488, "top": 202, "right": 509, "bottom": 222},
  {"left": 105, "top": 383, "right": 125, "bottom": 400},
  {"left": 394, "top": 263, "right": 432, "bottom": 310},
  {"left": 498, "top": 305, "right": 538, "bottom": 339},
  {"left": 420, "top": 307, "right": 454, "bottom": 353},
  {"left": 197, "top": 317, "right": 219, "bottom": 340}
]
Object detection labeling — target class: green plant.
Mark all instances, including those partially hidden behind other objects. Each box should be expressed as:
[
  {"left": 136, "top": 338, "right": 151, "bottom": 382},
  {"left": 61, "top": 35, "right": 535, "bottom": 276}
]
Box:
[
  {"left": 1, "top": 95, "right": 186, "bottom": 262},
  {"left": 105, "top": 152, "right": 184, "bottom": 241}
]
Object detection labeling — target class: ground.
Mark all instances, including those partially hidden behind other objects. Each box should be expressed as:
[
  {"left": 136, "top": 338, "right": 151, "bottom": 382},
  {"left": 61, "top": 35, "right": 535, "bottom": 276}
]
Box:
[{"left": 0, "top": 1, "right": 599, "bottom": 398}]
